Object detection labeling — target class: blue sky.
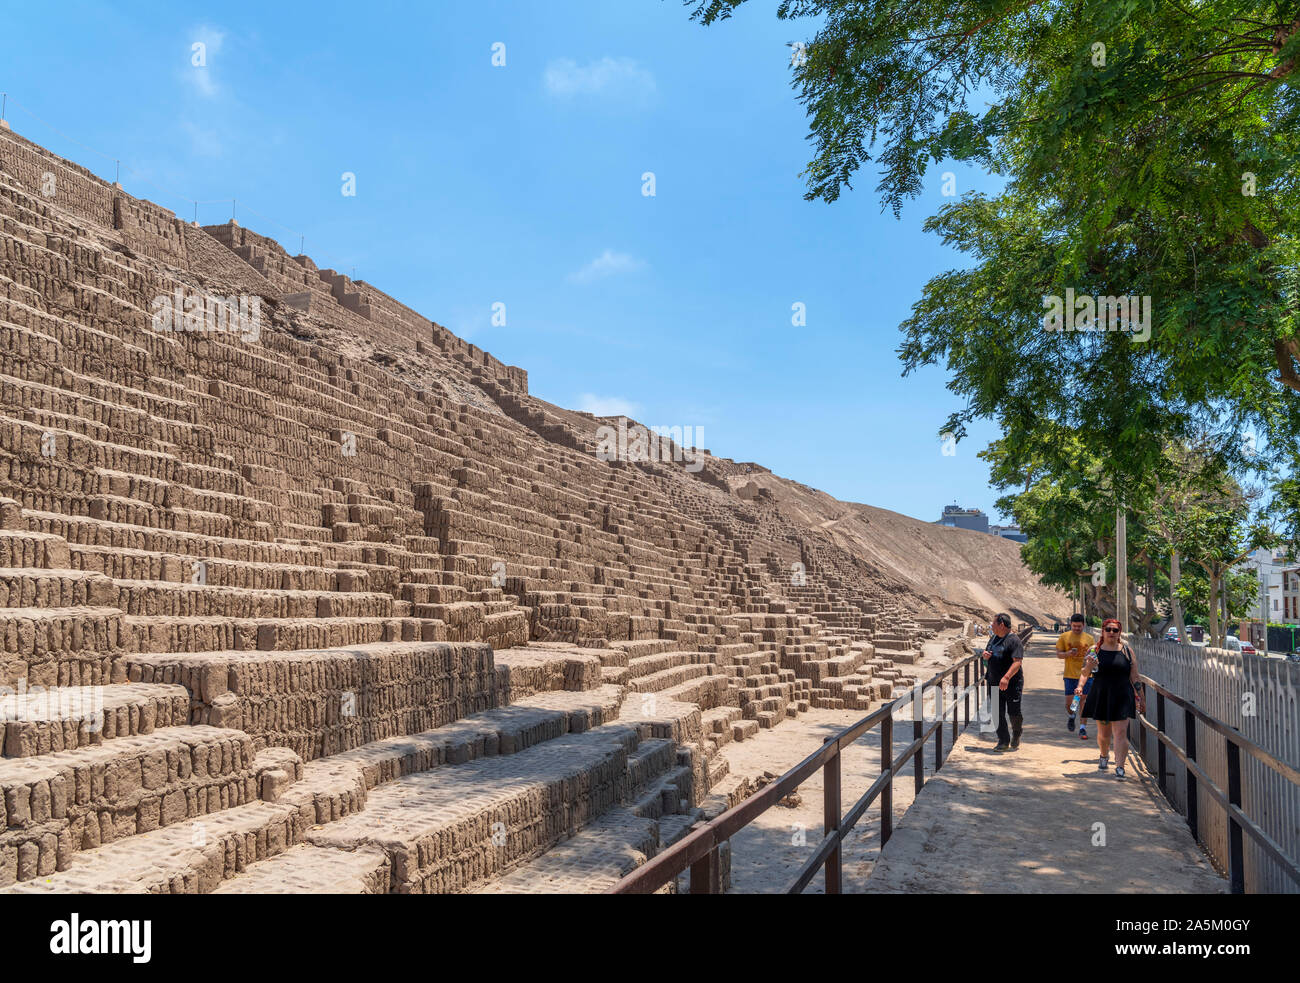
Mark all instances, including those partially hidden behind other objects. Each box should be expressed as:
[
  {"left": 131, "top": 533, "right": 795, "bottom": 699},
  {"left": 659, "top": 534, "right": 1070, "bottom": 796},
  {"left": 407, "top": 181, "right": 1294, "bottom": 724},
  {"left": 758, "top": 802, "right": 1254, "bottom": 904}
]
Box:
[{"left": 0, "top": 0, "right": 1012, "bottom": 523}]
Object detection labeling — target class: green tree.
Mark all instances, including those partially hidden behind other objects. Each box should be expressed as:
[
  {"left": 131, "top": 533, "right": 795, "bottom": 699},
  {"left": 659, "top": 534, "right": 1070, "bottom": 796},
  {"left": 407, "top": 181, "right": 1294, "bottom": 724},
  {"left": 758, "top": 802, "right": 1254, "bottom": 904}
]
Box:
[{"left": 685, "top": 0, "right": 1300, "bottom": 509}]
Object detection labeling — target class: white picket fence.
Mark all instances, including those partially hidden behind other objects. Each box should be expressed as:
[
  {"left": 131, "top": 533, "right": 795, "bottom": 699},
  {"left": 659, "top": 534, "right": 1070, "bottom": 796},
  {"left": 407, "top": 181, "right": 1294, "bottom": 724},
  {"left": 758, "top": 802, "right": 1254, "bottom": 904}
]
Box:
[{"left": 1130, "top": 639, "right": 1300, "bottom": 893}]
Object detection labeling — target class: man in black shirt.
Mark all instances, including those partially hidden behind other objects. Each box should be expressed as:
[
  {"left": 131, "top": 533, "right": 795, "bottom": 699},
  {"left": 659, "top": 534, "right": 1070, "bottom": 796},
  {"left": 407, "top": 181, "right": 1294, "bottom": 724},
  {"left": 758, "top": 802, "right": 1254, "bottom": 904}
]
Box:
[{"left": 983, "top": 612, "right": 1025, "bottom": 751}]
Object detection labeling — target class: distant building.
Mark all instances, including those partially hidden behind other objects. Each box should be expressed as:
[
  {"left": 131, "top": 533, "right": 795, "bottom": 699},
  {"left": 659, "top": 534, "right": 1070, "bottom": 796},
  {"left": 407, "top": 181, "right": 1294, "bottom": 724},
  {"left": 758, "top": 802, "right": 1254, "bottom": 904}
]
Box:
[
  {"left": 935, "top": 504, "right": 989, "bottom": 534},
  {"left": 1241, "top": 548, "right": 1295, "bottom": 623},
  {"left": 990, "top": 524, "right": 1028, "bottom": 543},
  {"left": 1281, "top": 566, "right": 1300, "bottom": 625}
]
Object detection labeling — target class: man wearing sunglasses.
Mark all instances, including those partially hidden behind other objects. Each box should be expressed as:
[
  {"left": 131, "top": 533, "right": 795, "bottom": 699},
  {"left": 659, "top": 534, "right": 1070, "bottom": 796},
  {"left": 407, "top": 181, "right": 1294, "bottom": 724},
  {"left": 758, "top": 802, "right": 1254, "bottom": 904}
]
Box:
[{"left": 983, "top": 612, "right": 1025, "bottom": 752}]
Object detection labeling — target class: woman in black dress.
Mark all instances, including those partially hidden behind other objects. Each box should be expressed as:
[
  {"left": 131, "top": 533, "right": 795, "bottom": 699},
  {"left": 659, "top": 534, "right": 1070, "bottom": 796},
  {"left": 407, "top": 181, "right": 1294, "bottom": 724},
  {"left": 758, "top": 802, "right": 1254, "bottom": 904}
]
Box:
[{"left": 1075, "top": 618, "right": 1143, "bottom": 780}]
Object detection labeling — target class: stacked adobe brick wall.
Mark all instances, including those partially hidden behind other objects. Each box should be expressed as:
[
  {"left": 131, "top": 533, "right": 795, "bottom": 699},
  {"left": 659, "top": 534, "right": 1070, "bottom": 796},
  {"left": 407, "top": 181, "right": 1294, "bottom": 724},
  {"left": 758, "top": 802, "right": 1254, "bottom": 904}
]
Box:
[{"left": 0, "top": 128, "right": 954, "bottom": 893}]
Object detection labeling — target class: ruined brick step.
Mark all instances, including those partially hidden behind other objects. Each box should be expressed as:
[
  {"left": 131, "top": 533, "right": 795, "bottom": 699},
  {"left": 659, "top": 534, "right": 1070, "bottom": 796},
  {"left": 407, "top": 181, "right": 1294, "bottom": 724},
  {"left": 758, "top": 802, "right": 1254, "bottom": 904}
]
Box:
[
  {"left": 653, "top": 674, "right": 731, "bottom": 711},
  {"left": 795, "top": 651, "right": 870, "bottom": 684},
  {"left": 86, "top": 468, "right": 261, "bottom": 525},
  {"left": 66, "top": 544, "right": 358, "bottom": 593},
  {"left": 0, "top": 606, "right": 128, "bottom": 688},
  {"left": 117, "top": 641, "right": 498, "bottom": 761},
  {"left": 0, "top": 415, "right": 242, "bottom": 497},
  {"left": 492, "top": 646, "right": 603, "bottom": 696},
  {"left": 626, "top": 737, "right": 677, "bottom": 796},
  {"left": 109, "top": 580, "right": 395, "bottom": 619},
  {"left": 740, "top": 681, "right": 793, "bottom": 702},
  {"left": 0, "top": 725, "right": 261, "bottom": 885},
  {"left": 0, "top": 567, "right": 117, "bottom": 608},
  {"left": 23, "top": 510, "right": 333, "bottom": 571},
  {"left": 1, "top": 682, "right": 190, "bottom": 758},
  {"left": 623, "top": 650, "right": 703, "bottom": 680},
  {"left": 399, "top": 582, "right": 467, "bottom": 604},
  {"left": 0, "top": 303, "right": 154, "bottom": 385},
  {"left": 625, "top": 662, "right": 715, "bottom": 694},
  {"left": 471, "top": 809, "right": 661, "bottom": 894},
  {"left": 0, "top": 343, "right": 199, "bottom": 433},
  {"left": 875, "top": 647, "right": 920, "bottom": 664},
  {"left": 617, "top": 695, "right": 704, "bottom": 746},
  {"left": 210, "top": 842, "right": 392, "bottom": 894},
  {"left": 125, "top": 614, "right": 447, "bottom": 654},
  {"left": 0, "top": 373, "right": 210, "bottom": 455},
  {"left": 304, "top": 684, "right": 625, "bottom": 791},
  {"left": 0, "top": 530, "right": 71, "bottom": 569},
  {"left": 0, "top": 751, "right": 366, "bottom": 893},
  {"left": 303, "top": 723, "right": 641, "bottom": 893},
  {"left": 712, "top": 641, "right": 760, "bottom": 662}
]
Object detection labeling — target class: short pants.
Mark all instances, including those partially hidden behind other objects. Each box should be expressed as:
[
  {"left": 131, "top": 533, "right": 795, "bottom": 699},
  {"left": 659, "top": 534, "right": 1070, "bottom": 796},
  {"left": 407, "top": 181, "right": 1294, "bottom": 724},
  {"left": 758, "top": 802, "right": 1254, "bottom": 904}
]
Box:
[{"left": 1065, "top": 678, "right": 1093, "bottom": 697}]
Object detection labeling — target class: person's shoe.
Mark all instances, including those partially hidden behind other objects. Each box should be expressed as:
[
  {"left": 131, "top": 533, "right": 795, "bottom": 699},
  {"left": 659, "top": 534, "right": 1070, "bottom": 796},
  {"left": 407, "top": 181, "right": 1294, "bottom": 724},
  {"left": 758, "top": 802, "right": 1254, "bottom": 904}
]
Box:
[
  {"left": 1115, "top": 766, "right": 1126, "bottom": 780},
  {"left": 1079, "top": 726, "right": 1088, "bottom": 739},
  {"left": 1098, "top": 757, "right": 1108, "bottom": 771},
  {"left": 993, "top": 742, "right": 1011, "bottom": 752},
  {"left": 1067, "top": 715, "right": 1076, "bottom": 732}
]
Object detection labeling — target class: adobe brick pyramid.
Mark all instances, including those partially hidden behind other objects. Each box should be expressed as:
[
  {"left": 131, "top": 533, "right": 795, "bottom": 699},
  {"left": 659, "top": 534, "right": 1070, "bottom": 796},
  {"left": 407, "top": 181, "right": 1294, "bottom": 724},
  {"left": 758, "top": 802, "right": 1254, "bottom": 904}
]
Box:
[{"left": 0, "top": 127, "right": 970, "bottom": 893}]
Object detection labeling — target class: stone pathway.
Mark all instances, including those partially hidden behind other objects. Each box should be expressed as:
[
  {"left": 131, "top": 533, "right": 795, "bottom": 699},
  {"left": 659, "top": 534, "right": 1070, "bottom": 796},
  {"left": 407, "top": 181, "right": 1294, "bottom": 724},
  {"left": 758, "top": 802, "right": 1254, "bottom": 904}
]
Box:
[{"left": 865, "top": 636, "right": 1226, "bottom": 893}]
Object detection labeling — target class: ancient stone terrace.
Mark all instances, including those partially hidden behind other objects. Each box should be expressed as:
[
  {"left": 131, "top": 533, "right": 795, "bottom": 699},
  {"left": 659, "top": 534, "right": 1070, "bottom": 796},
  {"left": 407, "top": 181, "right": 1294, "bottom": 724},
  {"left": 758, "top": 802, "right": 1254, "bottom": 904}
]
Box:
[{"left": 0, "top": 127, "right": 953, "bottom": 892}]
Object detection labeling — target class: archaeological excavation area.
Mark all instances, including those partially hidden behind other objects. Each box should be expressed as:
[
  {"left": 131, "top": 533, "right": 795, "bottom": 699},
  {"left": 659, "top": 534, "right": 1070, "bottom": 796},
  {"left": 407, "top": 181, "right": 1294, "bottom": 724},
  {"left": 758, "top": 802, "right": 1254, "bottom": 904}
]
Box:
[{"left": 0, "top": 129, "right": 1007, "bottom": 894}]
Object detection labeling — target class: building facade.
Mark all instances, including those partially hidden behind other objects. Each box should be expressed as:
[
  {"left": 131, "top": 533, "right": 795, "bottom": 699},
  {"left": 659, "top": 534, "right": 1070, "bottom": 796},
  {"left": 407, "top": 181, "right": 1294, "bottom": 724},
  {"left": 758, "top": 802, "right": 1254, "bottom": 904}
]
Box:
[
  {"left": 990, "top": 524, "right": 1028, "bottom": 543},
  {"left": 936, "top": 504, "right": 989, "bottom": 534}
]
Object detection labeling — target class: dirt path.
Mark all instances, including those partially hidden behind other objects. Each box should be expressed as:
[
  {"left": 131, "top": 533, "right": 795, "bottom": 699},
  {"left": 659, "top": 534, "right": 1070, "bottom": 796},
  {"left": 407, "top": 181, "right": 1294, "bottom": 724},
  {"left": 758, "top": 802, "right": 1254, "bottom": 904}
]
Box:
[
  {"left": 719, "top": 633, "right": 967, "bottom": 893},
  {"left": 864, "top": 637, "right": 1226, "bottom": 893}
]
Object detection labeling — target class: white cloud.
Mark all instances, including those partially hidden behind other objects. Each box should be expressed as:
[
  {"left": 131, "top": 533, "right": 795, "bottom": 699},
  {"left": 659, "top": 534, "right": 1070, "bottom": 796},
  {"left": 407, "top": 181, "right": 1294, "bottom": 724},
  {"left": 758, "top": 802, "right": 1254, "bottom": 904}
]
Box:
[
  {"left": 543, "top": 57, "right": 656, "bottom": 105},
  {"left": 578, "top": 394, "right": 641, "bottom": 417},
  {"left": 568, "top": 249, "right": 646, "bottom": 284},
  {"left": 185, "top": 26, "right": 227, "bottom": 98}
]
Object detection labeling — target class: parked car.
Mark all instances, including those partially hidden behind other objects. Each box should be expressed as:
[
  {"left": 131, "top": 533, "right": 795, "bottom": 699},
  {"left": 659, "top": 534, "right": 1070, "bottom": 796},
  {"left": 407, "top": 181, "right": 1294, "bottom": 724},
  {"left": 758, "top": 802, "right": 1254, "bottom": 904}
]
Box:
[{"left": 1165, "top": 626, "right": 1180, "bottom": 641}]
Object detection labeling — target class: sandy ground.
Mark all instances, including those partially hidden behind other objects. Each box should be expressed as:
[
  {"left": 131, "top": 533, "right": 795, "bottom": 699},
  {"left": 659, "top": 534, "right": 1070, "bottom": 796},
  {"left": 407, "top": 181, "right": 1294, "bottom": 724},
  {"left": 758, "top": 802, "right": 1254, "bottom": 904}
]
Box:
[
  {"left": 724, "top": 470, "right": 1069, "bottom": 624},
  {"left": 865, "top": 636, "right": 1226, "bottom": 893},
  {"left": 715, "top": 634, "right": 1225, "bottom": 894},
  {"left": 719, "top": 633, "right": 973, "bottom": 894}
]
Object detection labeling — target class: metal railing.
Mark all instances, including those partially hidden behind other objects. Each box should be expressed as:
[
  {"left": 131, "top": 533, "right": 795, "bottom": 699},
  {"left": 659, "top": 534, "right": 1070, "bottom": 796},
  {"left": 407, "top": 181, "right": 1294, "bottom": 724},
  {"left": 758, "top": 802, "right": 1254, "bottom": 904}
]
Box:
[
  {"left": 608, "top": 629, "right": 1030, "bottom": 894},
  {"left": 1132, "top": 673, "right": 1300, "bottom": 893}
]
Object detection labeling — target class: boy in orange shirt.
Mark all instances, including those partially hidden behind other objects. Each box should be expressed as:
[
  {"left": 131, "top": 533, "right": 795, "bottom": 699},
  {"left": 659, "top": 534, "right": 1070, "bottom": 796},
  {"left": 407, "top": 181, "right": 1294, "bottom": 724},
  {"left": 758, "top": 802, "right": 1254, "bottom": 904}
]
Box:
[{"left": 1057, "top": 614, "right": 1095, "bottom": 737}]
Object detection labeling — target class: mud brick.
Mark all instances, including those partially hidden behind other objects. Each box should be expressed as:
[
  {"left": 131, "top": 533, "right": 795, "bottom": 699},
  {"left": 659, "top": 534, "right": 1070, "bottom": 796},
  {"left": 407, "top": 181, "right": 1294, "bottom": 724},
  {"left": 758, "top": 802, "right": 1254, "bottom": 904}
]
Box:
[{"left": 0, "top": 128, "right": 983, "bottom": 895}]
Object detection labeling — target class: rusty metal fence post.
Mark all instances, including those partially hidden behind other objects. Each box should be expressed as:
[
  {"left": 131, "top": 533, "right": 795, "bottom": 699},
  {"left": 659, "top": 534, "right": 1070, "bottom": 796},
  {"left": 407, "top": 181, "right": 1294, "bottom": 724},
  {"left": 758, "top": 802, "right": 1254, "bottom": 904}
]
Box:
[
  {"left": 824, "top": 737, "right": 842, "bottom": 894},
  {"left": 913, "top": 681, "right": 924, "bottom": 794},
  {"left": 1226, "top": 737, "right": 1244, "bottom": 894},
  {"left": 1184, "top": 705, "right": 1198, "bottom": 841},
  {"left": 881, "top": 714, "right": 893, "bottom": 846}
]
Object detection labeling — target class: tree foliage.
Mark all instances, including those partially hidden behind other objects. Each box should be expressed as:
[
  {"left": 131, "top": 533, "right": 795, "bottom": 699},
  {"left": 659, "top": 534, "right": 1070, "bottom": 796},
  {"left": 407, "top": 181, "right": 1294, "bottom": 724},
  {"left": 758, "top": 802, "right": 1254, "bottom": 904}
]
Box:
[{"left": 685, "top": 0, "right": 1300, "bottom": 505}]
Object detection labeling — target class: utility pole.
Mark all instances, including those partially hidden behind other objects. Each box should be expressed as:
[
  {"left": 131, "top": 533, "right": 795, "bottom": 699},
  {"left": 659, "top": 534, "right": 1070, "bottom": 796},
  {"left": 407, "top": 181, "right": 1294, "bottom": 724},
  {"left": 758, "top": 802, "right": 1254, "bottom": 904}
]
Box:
[
  {"left": 1116, "top": 508, "right": 1128, "bottom": 629},
  {"left": 1257, "top": 547, "right": 1270, "bottom": 657}
]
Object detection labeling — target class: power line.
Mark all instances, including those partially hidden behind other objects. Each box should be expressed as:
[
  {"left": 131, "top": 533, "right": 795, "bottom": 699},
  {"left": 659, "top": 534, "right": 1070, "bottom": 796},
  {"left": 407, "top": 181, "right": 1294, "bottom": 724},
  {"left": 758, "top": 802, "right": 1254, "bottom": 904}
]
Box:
[{"left": 0, "top": 90, "right": 359, "bottom": 275}]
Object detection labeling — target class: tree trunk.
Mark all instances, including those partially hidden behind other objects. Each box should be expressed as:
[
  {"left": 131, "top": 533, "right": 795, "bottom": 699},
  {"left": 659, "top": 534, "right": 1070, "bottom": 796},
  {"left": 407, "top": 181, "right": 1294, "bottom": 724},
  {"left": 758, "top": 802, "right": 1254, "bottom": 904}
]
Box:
[
  {"left": 1222, "top": 578, "right": 1231, "bottom": 642},
  {"left": 1146, "top": 557, "right": 1156, "bottom": 636},
  {"left": 1207, "top": 565, "right": 1221, "bottom": 649},
  {"left": 1171, "top": 550, "right": 1188, "bottom": 643}
]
